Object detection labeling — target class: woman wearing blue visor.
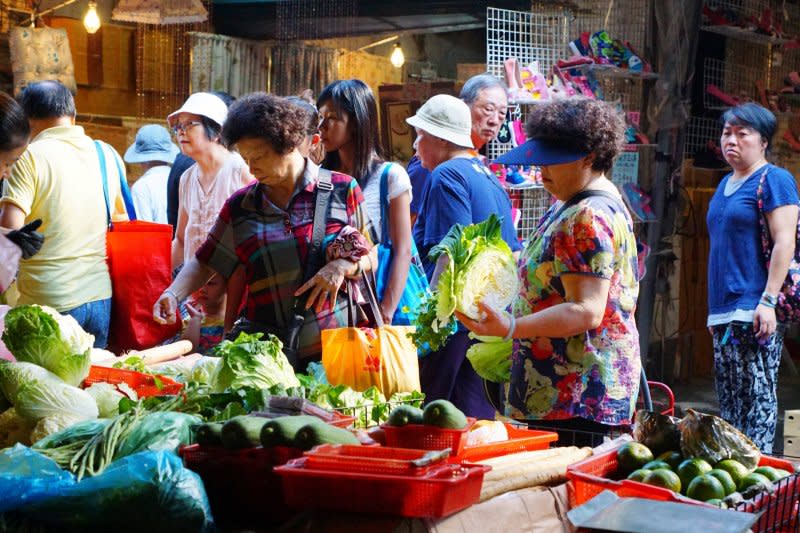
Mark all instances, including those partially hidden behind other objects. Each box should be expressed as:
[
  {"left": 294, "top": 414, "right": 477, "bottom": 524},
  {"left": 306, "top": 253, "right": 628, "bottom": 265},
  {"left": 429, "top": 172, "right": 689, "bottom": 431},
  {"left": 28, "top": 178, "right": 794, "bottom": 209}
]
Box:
[{"left": 457, "top": 98, "right": 642, "bottom": 444}]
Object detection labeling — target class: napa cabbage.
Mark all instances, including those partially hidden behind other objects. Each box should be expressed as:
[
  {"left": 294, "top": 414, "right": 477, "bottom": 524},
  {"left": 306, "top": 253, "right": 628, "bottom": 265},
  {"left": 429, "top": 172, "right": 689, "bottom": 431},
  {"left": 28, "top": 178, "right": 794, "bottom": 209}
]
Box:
[{"left": 1, "top": 305, "right": 93, "bottom": 386}]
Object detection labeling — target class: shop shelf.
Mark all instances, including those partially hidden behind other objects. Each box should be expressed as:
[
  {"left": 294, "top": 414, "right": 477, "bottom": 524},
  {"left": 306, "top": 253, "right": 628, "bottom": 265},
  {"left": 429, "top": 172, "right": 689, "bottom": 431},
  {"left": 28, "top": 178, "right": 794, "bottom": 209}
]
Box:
[
  {"left": 382, "top": 418, "right": 476, "bottom": 456},
  {"left": 83, "top": 365, "right": 183, "bottom": 398},
  {"left": 458, "top": 424, "right": 558, "bottom": 463},
  {"left": 567, "top": 447, "right": 800, "bottom": 533},
  {"left": 180, "top": 444, "right": 303, "bottom": 527},
  {"left": 275, "top": 457, "right": 490, "bottom": 518}
]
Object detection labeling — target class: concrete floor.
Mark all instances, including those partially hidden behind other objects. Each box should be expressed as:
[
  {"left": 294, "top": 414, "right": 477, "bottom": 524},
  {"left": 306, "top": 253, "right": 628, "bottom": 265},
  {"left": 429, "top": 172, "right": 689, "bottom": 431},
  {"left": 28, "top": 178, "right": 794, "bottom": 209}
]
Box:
[{"left": 666, "top": 358, "right": 800, "bottom": 457}]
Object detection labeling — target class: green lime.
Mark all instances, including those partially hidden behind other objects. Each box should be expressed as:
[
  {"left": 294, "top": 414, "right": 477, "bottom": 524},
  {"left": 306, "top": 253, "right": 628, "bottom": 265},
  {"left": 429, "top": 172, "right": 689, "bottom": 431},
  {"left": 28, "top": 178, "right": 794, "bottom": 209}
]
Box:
[
  {"left": 707, "top": 469, "right": 737, "bottom": 496},
  {"left": 714, "top": 459, "right": 750, "bottom": 488},
  {"left": 738, "top": 472, "right": 771, "bottom": 492},
  {"left": 643, "top": 468, "right": 682, "bottom": 493},
  {"left": 655, "top": 451, "right": 683, "bottom": 470},
  {"left": 677, "top": 458, "right": 713, "bottom": 493},
  {"left": 617, "top": 442, "right": 654, "bottom": 474},
  {"left": 753, "top": 466, "right": 782, "bottom": 482},
  {"left": 687, "top": 474, "right": 726, "bottom": 501},
  {"left": 627, "top": 469, "right": 649, "bottom": 482},
  {"left": 705, "top": 498, "right": 727, "bottom": 508},
  {"left": 643, "top": 460, "right": 673, "bottom": 471}
]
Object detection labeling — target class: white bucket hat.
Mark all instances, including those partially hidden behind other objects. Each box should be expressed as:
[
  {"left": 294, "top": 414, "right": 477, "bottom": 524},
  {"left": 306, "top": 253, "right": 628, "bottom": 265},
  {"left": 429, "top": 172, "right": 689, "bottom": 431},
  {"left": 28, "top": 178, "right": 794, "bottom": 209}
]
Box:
[
  {"left": 406, "top": 94, "right": 474, "bottom": 149},
  {"left": 167, "top": 92, "right": 228, "bottom": 128}
]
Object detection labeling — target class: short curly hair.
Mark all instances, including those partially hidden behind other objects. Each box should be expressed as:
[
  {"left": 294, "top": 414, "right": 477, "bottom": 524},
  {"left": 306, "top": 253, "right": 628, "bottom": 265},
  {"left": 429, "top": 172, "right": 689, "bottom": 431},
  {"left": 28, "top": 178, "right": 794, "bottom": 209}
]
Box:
[
  {"left": 222, "top": 93, "right": 308, "bottom": 154},
  {"left": 525, "top": 98, "right": 626, "bottom": 173}
]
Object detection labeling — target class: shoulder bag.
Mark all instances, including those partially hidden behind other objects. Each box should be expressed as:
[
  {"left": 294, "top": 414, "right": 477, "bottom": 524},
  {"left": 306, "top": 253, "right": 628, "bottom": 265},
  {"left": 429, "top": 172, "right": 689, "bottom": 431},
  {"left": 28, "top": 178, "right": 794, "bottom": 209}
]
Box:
[
  {"left": 755, "top": 165, "right": 800, "bottom": 323},
  {"left": 375, "top": 162, "right": 430, "bottom": 325},
  {"left": 96, "top": 141, "right": 180, "bottom": 352}
]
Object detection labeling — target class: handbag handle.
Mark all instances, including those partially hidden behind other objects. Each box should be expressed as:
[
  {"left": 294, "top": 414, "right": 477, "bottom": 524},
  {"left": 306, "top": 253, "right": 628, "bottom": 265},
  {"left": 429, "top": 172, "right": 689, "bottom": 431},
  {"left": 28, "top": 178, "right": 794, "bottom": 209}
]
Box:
[
  {"left": 342, "top": 274, "right": 385, "bottom": 329},
  {"left": 94, "top": 140, "right": 137, "bottom": 228}
]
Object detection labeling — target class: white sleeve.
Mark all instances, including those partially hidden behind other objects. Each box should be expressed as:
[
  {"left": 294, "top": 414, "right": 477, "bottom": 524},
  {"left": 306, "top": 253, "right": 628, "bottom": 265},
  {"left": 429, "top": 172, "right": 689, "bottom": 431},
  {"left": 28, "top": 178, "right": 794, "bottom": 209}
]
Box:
[
  {"left": 130, "top": 181, "right": 152, "bottom": 222},
  {"left": 387, "top": 162, "right": 412, "bottom": 202}
]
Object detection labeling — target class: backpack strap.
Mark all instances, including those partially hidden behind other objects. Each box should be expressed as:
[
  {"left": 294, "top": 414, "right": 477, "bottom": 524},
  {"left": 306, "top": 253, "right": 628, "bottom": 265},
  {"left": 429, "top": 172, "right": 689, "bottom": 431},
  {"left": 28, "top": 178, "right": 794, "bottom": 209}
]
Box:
[
  {"left": 378, "top": 162, "right": 393, "bottom": 244},
  {"left": 94, "top": 140, "right": 137, "bottom": 225}
]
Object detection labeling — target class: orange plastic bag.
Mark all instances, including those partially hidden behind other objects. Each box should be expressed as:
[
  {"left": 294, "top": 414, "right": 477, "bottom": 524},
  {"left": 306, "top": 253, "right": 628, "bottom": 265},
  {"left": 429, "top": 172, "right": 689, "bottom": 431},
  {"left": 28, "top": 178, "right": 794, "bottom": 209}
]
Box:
[
  {"left": 106, "top": 220, "right": 180, "bottom": 353},
  {"left": 322, "top": 324, "right": 420, "bottom": 397}
]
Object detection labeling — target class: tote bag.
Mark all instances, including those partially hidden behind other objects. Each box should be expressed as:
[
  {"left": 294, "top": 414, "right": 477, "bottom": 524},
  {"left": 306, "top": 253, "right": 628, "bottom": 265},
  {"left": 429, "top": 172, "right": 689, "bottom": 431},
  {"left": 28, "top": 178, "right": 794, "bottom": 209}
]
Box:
[
  {"left": 96, "top": 142, "right": 180, "bottom": 352},
  {"left": 321, "top": 275, "right": 420, "bottom": 398},
  {"left": 375, "top": 163, "right": 429, "bottom": 325}
]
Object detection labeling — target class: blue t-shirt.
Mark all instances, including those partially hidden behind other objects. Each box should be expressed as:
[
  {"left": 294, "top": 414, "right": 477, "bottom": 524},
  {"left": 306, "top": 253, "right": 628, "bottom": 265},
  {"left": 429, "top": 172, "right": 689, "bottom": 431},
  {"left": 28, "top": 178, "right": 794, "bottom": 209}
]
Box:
[
  {"left": 707, "top": 163, "right": 799, "bottom": 316},
  {"left": 407, "top": 155, "right": 429, "bottom": 216},
  {"left": 413, "top": 156, "right": 521, "bottom": 279}
]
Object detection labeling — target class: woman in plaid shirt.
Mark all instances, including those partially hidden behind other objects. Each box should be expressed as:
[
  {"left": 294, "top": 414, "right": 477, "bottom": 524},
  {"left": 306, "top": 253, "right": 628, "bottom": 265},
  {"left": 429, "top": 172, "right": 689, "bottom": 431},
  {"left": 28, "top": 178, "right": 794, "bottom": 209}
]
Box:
[{"left": 153, "top": 93, "right": 377, "bottom": 364}]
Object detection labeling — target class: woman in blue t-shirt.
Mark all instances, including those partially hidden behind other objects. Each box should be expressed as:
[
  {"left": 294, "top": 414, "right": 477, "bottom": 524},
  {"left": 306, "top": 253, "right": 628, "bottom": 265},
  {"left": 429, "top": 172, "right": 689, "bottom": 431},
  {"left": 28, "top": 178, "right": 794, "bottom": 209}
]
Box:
[{"left": 706, "top": 103, "right": 799, "bottom": 453}]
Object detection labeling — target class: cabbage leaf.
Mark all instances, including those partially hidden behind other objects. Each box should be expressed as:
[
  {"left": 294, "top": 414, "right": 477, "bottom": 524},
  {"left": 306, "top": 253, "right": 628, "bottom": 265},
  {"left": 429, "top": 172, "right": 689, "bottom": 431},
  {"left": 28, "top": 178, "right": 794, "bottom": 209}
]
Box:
[
  {"left": 0, "top": 361, "right": 64, "bottom": 404},
  {"left": 1, "top": 305, "right": 93, "bottom": 386},
  {"left": 466, "top": 334, "right": 512, "bottom": 383},
  {"left": 14, "top": 379, "right": 98, "bottom": 423}
]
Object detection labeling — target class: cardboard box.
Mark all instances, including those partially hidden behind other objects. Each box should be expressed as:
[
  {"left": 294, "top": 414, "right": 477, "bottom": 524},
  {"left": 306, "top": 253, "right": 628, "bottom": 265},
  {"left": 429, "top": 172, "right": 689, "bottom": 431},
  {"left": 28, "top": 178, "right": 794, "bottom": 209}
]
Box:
[
  {"left": 784, "top": 435, "right": 800, "bottom": 457},
  {"left": 784, "top": 409, "right": 800, "bottom": 437}
]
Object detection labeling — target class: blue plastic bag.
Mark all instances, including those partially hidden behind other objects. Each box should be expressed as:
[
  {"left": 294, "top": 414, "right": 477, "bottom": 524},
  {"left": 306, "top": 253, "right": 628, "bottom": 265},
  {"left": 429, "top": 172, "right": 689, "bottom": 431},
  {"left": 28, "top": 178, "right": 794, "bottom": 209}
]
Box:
[{"left": 0, "top": 446, "right": 215, "bottom": 532}]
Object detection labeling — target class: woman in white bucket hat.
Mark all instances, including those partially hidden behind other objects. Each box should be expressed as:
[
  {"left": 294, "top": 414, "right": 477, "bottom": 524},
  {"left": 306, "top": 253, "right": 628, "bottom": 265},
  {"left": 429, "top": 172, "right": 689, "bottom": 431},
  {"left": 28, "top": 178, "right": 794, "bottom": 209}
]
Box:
[
  {"left": 408, "top": 93, "right": 521, "bottom": 419},
  {"left": 168, "top": 92, "right": 253, "bottom": 271}
]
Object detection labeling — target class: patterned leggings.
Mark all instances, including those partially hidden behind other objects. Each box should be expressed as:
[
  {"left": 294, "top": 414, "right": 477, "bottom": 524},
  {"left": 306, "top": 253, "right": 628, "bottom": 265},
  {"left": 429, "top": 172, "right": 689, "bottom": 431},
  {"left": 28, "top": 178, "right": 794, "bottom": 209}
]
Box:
[{"left": 710, "top": 322, "right": 784, "bottom": 454}]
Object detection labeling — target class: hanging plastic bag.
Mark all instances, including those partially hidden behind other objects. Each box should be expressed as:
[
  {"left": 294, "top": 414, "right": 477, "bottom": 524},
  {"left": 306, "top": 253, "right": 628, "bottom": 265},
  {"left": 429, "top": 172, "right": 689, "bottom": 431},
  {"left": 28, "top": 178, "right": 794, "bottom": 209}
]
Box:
[{"left": 322, "top": 278, "right": 420, "bottom": 397}]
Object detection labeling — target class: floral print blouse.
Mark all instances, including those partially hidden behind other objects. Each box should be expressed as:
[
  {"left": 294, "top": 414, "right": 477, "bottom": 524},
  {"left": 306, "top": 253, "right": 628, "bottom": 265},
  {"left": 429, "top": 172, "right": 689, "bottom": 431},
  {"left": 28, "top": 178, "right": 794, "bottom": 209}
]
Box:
[{"left": 507, "top": 194, "right": 641, "bottom": 426}]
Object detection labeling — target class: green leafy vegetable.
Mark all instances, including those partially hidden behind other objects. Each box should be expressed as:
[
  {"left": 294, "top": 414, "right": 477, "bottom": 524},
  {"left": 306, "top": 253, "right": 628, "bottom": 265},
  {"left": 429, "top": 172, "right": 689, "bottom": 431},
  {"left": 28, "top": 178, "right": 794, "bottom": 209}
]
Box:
[
  {"left": 414, "top": 215, "right": 519, "bottom": 351},
  {"left": 0, "top": 361, "right": 63, "bottom": 404},
  {"left": 210, "top": 332, "right": 300, "bottom": 392},
  {"left": 14, "top": 378, "right": 99, "bottom": 423},
  {"left": 466, "top": 334, "right": 512, "bottom": 383},
  {"left": 85, "top": 382, "right": 136, "bottom": 418},
  {"left": 409, "top": 294, "right": 457, "bottom": 352},
  {"left": 1, "top": 305, "right": 93, "bottom": 386}
]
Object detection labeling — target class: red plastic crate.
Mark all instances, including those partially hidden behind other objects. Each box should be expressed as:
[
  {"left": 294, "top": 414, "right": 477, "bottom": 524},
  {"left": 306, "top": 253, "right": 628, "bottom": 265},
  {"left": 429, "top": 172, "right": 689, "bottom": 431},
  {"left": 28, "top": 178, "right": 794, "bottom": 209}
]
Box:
[
  {"left": 567, "top": 447, "right": 800, "bottom": 533},
  {"left": 275, "top": 457, "right": 490, "bottom": 518},
  {"left": 83, "top": 365, "right": 183, "bottom": 397},
  {"left": 180, "top": 444, "right": 303, "bottom": 527},
  {"left": 382, "top": 418, "right": 476, "bottom": 455},
  {"left": 458, "top": 424, "right": 558, "bottom": 462},
  {"left": 305, "top": 444, "right": 448, "bottom": 476}
]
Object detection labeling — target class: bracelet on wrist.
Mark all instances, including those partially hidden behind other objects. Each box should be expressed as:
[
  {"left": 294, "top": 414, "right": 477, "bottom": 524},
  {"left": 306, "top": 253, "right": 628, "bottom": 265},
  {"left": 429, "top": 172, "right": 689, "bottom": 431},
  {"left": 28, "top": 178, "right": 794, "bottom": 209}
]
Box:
[
  {"left": 761, "top": 292, "right": 778, "bottom": 306},
  {"left": 760, "top": 299, "right": 777, "bottom": 309},
  {"left": 502, "top": 313, "right": 516, "bottom": 342}
]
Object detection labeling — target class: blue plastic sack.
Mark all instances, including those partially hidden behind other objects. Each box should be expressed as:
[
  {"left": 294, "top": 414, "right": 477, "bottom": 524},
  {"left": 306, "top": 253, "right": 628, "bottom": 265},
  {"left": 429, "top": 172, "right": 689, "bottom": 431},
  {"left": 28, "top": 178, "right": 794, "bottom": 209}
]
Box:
[{"left": 0, "top": 446, "right": 214, "bottom": 532}]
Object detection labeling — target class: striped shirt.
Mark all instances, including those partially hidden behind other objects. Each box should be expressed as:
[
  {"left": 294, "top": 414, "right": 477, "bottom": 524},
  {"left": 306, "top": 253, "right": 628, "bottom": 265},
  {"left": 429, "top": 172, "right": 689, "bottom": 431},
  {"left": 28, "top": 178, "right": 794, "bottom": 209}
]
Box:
[{"left": 196, "top": 159, "right": 376, "bottom": 360}]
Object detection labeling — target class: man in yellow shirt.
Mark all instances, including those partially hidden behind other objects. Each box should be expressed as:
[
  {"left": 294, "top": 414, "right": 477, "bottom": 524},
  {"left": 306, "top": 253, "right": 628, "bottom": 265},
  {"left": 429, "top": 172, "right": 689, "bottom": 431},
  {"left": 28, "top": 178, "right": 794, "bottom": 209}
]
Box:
[{"left": 0, "top": 81, "right": 127, "bottom": 347}]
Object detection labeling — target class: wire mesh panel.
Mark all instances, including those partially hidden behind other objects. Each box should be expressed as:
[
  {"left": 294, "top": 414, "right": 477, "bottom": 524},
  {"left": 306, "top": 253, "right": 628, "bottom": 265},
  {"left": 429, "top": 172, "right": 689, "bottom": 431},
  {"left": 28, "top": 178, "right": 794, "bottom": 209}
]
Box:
[
  {"left": 704, "top": 0, "right": 771, "bottom": 22},
  {"left": 570, "top": 0, "right": 652, "bottom": 55},
  {"left": 683, "top": 116, "right": 723, "bottom": 159},
  {"left": 485, "top": 6, "right": 569, "bottom": 161},
  {"left": 507, "top": 185, "right": 553, "bottom": 242},
  {"left": 703, "top": 57, "right": 764, "bottom": 110}
]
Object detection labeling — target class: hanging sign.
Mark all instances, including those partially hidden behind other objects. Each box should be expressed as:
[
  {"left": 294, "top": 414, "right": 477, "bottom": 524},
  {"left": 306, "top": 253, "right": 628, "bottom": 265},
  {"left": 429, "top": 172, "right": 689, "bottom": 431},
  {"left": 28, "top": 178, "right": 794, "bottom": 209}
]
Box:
[{"left": 612, "top": 151, "right": 640, "bottom": 185}]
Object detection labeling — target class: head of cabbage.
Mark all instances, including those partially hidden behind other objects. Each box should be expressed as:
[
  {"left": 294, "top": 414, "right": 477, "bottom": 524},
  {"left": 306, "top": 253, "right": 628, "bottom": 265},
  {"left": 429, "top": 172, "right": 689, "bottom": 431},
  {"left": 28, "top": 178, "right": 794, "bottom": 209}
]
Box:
[
  {"left": 1, "top": 305, "right": 93, "bottom": 387},
  {"left": 430, "top": 214, "right": 519, "bottom": 325}
]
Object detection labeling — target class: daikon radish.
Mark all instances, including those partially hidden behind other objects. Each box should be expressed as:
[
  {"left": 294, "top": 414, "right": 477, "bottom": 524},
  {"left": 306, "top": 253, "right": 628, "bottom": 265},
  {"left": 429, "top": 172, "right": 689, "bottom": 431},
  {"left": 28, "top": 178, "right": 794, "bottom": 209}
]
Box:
[
  {"left": 130, "top": 340, "right": 193, "bottom": 365},
  {"left": 479, "top": 446, "right": 592, "bottom": 501}
]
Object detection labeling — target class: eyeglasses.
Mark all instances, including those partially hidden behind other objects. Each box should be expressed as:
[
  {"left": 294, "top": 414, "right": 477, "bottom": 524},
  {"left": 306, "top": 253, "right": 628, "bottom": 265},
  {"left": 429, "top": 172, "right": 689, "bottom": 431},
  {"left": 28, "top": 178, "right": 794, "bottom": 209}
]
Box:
[{"left": 172, "top": 121, "right": 203, "bottom": 135}]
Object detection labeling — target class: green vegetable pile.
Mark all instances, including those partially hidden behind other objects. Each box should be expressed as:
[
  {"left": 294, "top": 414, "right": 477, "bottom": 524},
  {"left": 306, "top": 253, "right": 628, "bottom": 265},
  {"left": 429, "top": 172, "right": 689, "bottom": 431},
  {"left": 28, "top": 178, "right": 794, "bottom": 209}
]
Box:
[{"left": 210, "top": 332, "right": 300, "bottom": 392}]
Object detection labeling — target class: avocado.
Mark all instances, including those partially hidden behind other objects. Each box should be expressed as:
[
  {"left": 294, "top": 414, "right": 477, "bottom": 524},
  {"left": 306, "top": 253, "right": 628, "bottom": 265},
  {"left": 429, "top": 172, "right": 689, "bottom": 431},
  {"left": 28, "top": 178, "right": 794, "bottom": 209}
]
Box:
[{"left": 422, "top": 399, "right": 468, "bottom": 429}]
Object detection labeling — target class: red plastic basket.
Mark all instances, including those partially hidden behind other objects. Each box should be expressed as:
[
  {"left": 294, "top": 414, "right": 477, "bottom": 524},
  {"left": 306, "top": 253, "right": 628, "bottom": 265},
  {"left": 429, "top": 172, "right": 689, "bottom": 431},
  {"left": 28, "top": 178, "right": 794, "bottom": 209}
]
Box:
[
  {"left": 304, "top": 444, "right": 448, "bottom": 476},
  {"left": 458, "top": 424, "right": 558, "bottom": 462},
  {"left": 382, "top": 418, "right": 476, "bottom": 455},
  {"left": 275, "top": 457, "right": 490, "bottom": 518},
  {"left": 83, "top": 365, "right": 183, "bottom": 397},
  {"left": 180, "top": 444, "right": 303, "bottom": 527},
  {"left": 567, "top": 447, "right": 800, "bottom": 533}
]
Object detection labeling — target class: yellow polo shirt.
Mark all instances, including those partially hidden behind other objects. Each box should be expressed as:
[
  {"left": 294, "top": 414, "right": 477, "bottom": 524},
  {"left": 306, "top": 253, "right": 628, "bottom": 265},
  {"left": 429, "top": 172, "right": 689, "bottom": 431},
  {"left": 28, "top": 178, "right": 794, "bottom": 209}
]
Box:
[{"left": 0, "top": 126, "right": 127, "bottom": 312}]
